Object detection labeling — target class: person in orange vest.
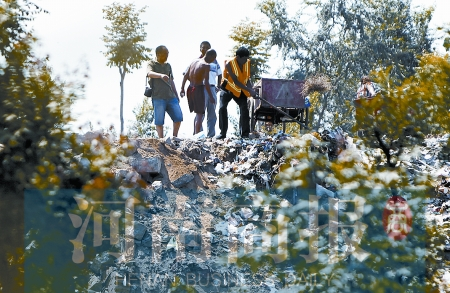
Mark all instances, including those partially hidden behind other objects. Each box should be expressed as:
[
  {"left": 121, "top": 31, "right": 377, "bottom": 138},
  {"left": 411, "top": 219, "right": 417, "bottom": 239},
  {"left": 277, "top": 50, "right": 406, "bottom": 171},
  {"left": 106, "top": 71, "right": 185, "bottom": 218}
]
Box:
[{"left": 216, "top": 47, "right": 257, "bottom": 139}]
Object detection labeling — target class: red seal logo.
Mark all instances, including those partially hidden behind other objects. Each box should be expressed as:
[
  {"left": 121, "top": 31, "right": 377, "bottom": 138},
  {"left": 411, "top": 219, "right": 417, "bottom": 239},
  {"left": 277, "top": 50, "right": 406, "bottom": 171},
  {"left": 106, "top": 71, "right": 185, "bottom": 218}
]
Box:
[{"left": 382, "top": 196, "right": 412, "bottom": 240}]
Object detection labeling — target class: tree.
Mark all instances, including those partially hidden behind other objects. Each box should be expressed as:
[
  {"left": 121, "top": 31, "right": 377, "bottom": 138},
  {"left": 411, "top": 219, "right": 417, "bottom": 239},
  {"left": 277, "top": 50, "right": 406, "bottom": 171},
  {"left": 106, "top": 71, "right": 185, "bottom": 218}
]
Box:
[
  {"left": 1, "top": 1, "right": 124, "bottom": 291},
  {"left": 102, "top": 2, "right": 151, "bottom": 134},
  {"left": 229, "top": 18, "right": 271, "bottom": 83},
  {"left": 356, "top": 53, "right": 450, "bottom": 167},
  {"left": 259, "top": 0, "right": 433, "bottom": 131},
  {"left": 230, "top": 42, "right": 450, "bottom": 293},
  {"left": 127, "top": 97, "right": 158, "bottom": 138}
]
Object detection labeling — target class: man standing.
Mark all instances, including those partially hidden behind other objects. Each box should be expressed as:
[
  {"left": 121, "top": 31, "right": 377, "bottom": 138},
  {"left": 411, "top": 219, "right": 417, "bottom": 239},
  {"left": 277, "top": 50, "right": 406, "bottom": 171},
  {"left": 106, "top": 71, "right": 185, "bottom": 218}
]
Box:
[
  {"left": 217, "top": 47, "right": 257, "bottom": 139},
  {"left": 147, "top": 45, "right": 183, "bottom": 138},
  {"left": 181, "top": 41, "right": 222, "bottom": 137},
  {"left": 180, "top": 50, "right": 217, "bottom": 134}
]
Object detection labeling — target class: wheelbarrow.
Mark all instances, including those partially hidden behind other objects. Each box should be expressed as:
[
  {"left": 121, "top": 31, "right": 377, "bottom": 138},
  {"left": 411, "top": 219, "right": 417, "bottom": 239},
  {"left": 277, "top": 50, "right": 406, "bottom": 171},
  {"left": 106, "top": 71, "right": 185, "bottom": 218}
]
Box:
[{"left": 249, "top": 78, "right": 310, "bottom": 133}]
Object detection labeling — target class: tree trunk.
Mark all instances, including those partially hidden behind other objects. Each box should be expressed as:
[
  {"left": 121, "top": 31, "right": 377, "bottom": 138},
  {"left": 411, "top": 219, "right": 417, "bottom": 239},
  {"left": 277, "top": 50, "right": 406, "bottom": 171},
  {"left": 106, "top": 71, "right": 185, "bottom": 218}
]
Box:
[
  {"left": 0, "top": 190, "right": 24, "bottom": 292},
  {"left": 119, "top": 67, "right": 126, "bottom": 134}
]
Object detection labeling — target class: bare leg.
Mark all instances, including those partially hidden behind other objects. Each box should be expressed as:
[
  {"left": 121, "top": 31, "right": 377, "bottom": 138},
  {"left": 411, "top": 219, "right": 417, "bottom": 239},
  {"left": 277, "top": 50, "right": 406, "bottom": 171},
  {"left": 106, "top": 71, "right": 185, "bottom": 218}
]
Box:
[
  {"left": 173, "top": 122, "right": 181, "bottom": 137},
  {"left": 194, "top": 114, "right": 203, "bottom": 134},
  {"left": 156, "top": 125, "right": 164, "bottom": 138}
]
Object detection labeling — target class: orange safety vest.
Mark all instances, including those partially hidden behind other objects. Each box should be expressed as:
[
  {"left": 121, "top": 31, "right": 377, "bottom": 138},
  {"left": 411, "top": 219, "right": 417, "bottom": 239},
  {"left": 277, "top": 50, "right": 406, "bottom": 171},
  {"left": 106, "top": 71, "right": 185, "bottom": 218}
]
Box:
[{"left": 223, "top": 57, "right": 251, "bottom": 98}]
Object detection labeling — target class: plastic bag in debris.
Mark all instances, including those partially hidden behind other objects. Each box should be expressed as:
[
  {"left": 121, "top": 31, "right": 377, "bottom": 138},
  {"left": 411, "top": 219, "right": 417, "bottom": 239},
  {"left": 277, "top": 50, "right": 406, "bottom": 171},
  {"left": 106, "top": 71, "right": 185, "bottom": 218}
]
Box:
[
  {"left": 166, "top": 236, "right": 178, "bottom": 251},
  {"left": 240, "top": 207, "right": 253, "bottom": 219},
  {"left": 238, "top": 223, "right": 255, "bottom": 245},
  {"left": 193, "top": 131, "right": 206, "bottom": 140}
]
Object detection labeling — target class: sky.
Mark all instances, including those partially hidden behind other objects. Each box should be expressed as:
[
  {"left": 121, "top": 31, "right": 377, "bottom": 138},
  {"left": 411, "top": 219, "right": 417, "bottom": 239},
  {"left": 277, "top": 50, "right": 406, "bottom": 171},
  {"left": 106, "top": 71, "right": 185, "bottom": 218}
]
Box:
[{"left": 30, "top": 0, "right": 449, "bottom": 138}]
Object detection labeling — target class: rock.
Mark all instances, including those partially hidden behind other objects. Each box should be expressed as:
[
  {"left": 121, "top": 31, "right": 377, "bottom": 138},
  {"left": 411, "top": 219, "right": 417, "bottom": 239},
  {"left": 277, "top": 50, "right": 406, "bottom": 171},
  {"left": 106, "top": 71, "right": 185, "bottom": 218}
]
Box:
[
  {"left": 179, "top": 139, "right": 209, "bottom": 161},
  {"left": 316, "top": 183, "right": 335, "bottom": 199},
  {"left": 203, "top": 198, "right": 214, "bottom": 208},
  {"left": 129, "top": 221, "right": 147, "bottom": 241},
  {"left": 141, "top": 235, "right": 152, "bottom": 248},
  {"left": 89, "top": 282, "right": 102, "bottom": 292},
  {"left": 180, "top": 233, "right": 202, "bottom": 252},
  {"left": 172, "top": 173, "right": 195, "bottom": 188},
  {"left": 122, "top": 139, "right": 138, "bottom": 156},
  {"left": 130, "top": 156, "right": 162, "bottom": 174},
  {"left": 125, "top": 170, "right": 140, "bottom": 183},
  {"left": 151, "top": 181, "right": 163, "bottom": 192},
  {"left": 115, "top": 169, "right": 129, "bottom": 179},
  {"left": 240, "top": 207, "right": 253, "bottom": 219},
  {"left": 168, "top": 221, "right": 179, "bottom": 233},
  {"left": 89, "top": 252, "right": 115, "bottom": 275}
]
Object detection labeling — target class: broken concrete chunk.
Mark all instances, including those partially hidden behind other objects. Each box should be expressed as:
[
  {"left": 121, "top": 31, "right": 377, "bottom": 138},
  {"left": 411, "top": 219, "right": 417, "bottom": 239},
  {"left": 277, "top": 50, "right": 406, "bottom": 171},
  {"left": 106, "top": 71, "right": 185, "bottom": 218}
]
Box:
[
  {"left": 172, "top": 173, "right": 195, "bottom": 188},
  {"left": 89, "top": 252, "right": 115, "bottom": 275},
  {"left": 114, "top": 169, "right": 129, "bottom": 179},
  {"left": 240, "top": 207, "right": 253, "bottom": 219},
  {"left": 128, "top": 221, "right": 147, "bottom": 241},
  {"left": 215, "top": 221, "right": 228, "bottom": 236},
  {"left": 130, "top": 156, "right": 162, "bottom": 174},
  {"left": 316, "top": 183, "right": 335, "bottom": 199},
  {"left": 141, "top": 235, "right": 152, "bottom": 248},
  {"left": 180, "top": 233, "right": 202, "bottom": 252},
  {"left": 125, "top": 170, "right": 140, "bottom": 183},
  {"left": 203, "top": 198, "right": 214, "bottom": 208}
]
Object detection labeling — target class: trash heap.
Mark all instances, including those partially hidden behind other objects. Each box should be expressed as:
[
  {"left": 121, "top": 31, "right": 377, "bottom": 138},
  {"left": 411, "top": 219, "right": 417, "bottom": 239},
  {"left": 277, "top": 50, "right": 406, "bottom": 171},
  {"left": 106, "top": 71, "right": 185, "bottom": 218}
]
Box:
[
  {"left": 84, "top": 132, "right": 292, "bottom": 293},
  {"left": 79, "top": 131, "right": 450, "bottom": 293}
]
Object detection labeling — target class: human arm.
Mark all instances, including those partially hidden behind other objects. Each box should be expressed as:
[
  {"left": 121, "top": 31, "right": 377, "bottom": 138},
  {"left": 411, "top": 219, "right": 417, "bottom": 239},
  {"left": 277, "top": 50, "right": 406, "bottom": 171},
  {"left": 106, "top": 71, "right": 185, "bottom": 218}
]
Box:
[
  {"left": 204, "top": 65, "right": 215, "bottom": 104},
  {"left": 216, "top": 62, "right": 222, "bottom": 92},
  {"left": 216, "top": 74, "right": 222, "bottom": 93},
  {"left": 180, "top": 66, "right": 190, "bottom": 98},
  {"left": 147, "top": 71, "right": 170, "bottom": 82},
  {"left": 225, "top": 62, "right": 256, "bottom": 97},
  {"left": 246, "top": 79, "right": 255, "bottom": 95},
  {"left": 171, "top": 78, "right": 179, "bottom": 99}
]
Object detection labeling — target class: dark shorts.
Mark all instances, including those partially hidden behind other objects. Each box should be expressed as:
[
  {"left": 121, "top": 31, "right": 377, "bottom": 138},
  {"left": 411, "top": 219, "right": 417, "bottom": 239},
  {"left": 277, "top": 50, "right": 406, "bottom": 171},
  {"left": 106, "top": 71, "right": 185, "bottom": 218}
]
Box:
[{"left": 187, "top": 85, "right": 206, "bottom": 114}]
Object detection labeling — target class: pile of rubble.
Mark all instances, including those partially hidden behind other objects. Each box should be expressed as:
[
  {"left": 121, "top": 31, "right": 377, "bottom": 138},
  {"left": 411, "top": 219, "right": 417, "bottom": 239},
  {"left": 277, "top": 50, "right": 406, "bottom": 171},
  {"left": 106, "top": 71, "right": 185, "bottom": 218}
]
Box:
[
  {"left": 83, "top": 132, "right": 292, "bottom": 293},
  {"left": 111, "top": 132, "right": 289, "bottom": 192},
  {"left": 80, "top": 130, "right": 450, "bottom": 293}
]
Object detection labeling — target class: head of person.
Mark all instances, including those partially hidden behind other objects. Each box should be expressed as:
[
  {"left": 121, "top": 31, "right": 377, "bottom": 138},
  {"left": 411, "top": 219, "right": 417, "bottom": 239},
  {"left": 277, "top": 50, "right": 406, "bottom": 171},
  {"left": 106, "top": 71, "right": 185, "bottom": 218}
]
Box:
[
  {"left": 204, "top": 49, "right": 217, "bottom": 64},
  {"left": 235, "top": 46, "right": 250, "bottom": 65},
  {"left": 361, "top": 75, "right": 371, "bottom": 85},
  {"left": 200, "top": 41, "right": 211, "bottom": 56},
  {"left": 155, "top": 45, "right": 169, "bottom": 63}
]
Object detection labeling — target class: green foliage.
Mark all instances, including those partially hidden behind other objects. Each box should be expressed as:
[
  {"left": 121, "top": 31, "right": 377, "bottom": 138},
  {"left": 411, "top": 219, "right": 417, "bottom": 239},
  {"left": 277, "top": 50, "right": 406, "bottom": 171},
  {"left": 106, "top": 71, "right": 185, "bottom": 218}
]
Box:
[
  {"left": 356, "top": 53, "right": 450, "bottom": 167},
  {"left": 235, "top": 133, "right": 431, "bottom": 292},
  {"left": 259, "top": 0, "right": 433, "bottom": 131},
  {"left": 229, "top": 18, "right": 271, "bottom": 83},
  {"left": 233, "top": 40, "right": 450, "bottom": 293},
  {"left": 102, "top": 2, "right": 151, "bottom": 133},
  {"left": 1, "top": 1, "right": 125, "bottom": 291},
  {"left": 128, "top": 97, "right": 157, "bottom": 138}
]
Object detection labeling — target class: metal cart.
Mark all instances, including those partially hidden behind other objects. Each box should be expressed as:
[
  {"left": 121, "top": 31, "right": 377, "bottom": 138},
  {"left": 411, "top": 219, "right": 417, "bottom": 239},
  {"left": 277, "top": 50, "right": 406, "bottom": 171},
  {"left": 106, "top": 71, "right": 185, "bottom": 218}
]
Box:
[{"left": 250, "top": 78, "right": 309, "bottom": 132}]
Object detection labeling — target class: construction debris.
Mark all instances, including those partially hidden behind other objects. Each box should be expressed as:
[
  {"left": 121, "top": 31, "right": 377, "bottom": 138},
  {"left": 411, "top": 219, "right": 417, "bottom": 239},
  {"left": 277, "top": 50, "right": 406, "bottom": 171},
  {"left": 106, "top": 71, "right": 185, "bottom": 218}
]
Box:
[{"left": 75, "top": 131, "right": 450, "bottom": 292}]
